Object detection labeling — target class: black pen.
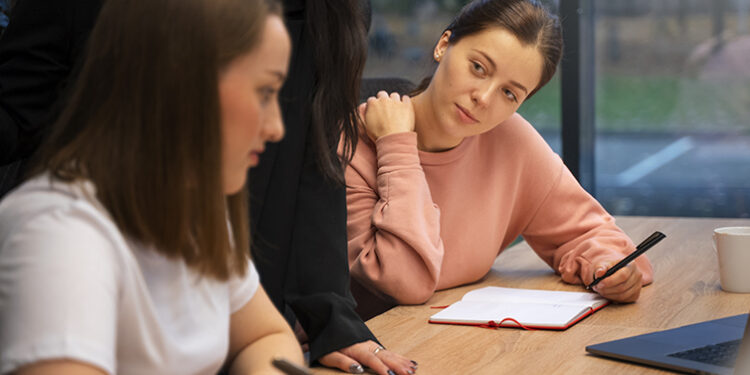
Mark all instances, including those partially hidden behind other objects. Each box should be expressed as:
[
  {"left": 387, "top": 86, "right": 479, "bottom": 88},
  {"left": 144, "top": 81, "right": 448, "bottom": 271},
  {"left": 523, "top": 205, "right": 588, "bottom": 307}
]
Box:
[
  {"left": 272, "top": 357, "right": 312, "bottom": 375},
  {"left": 586, "top": 231, "right": 666, "bottom": 291}
]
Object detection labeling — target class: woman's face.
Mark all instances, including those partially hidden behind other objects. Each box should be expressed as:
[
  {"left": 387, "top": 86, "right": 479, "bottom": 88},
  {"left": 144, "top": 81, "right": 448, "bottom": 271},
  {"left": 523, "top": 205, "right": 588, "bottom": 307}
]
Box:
[
  {"left": 425, "top": 26, "right": 544, "bottom": 144},
  {"left": 219, "top": 14, "right": 290, "bottom": 194}
]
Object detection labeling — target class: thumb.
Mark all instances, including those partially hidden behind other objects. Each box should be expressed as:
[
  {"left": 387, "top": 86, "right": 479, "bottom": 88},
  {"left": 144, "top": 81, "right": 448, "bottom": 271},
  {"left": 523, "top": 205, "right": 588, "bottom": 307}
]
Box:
[{"left": 594, "top": 265, "right": 608, "bottom": 278}]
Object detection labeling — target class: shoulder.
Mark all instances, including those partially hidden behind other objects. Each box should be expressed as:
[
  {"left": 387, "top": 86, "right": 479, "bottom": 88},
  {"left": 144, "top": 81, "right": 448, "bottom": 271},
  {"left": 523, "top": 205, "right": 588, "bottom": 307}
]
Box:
[
  {"left": 479, "top": 113, "right": 562, "bottom": 168},
  {"left": 475, "top": 114, "right": 566, "bottom": 201},
  {"left": 0, "top": 175, "right": 126, "bottom": 275},
  {"left": 482, "top": 113, "right": 553, "bottom": 150},
  {"left": 227, "top": 259, "right": 261, "bottom": 313},
  {"left": 0, "top": 175, "right": 125, "bottom": 375}
]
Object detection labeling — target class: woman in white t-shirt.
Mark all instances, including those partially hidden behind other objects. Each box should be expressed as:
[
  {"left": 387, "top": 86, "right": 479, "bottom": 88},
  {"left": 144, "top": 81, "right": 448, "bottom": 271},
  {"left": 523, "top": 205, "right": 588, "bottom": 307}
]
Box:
[{"left": 0, "top": 0, "right": 304, "bottom": 374}]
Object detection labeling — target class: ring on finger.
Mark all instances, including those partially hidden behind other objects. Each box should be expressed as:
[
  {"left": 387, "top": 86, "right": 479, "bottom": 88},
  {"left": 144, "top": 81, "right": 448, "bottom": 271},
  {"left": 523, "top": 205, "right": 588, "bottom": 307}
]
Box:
[{"left": 373, "top": 345, "right": 385, "bottom": 355}]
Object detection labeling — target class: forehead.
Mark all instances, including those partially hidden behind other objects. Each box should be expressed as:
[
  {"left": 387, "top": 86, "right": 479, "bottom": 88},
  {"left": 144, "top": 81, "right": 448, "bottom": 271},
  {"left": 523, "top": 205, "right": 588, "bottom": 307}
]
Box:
[
  {"left": 247, "top": 15, "right": 290, "bottom": 66},
  {"left": 453, "top": 27, "right": 544, "bottom": 90}
]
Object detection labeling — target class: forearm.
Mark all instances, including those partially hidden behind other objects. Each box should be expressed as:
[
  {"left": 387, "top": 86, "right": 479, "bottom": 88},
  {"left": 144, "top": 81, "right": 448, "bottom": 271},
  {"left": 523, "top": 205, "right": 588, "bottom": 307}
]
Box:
[
  {"left": 229, "top": 329, "right": 304, "bottom": 375},
  {"left": 524, "top": 165, "right": 653, "bottom": 286},
  {"left": 289, "top": 291, "right": 377, "bottom": 362},
  {"left": 347, "top": 133, "right": 444, "bottom": 303},
  {"left": 284, "top": 158, "right": 377, "bottom": 362}
]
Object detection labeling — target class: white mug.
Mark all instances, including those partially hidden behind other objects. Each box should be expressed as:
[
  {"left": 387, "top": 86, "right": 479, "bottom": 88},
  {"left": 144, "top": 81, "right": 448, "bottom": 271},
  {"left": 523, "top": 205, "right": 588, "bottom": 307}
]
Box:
[{"left": 713, "top": 227, "right": 750, "bottom": 293}]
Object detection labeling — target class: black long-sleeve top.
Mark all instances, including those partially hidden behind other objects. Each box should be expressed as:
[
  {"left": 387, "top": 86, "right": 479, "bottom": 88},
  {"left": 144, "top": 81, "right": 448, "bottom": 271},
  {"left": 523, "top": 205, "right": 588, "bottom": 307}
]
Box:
[{"left": 248, "top": 0, "right": 377, "bottom": 363}]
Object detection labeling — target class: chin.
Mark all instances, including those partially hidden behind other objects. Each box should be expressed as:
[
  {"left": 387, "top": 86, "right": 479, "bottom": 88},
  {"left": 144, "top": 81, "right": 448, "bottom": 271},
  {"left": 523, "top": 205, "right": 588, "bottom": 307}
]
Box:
[{"left": 223, "top": 178, "right": 246, "bottom": 195}]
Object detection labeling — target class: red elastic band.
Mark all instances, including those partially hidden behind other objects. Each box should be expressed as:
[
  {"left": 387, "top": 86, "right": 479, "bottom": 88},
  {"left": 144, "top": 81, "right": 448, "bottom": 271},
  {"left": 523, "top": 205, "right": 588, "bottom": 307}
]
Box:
[
  {"left": 430, "top": 305, "right": 451, "bottom": 309},
  {"left": 479, "top": 318, "right": 537, "bottom": 330}
]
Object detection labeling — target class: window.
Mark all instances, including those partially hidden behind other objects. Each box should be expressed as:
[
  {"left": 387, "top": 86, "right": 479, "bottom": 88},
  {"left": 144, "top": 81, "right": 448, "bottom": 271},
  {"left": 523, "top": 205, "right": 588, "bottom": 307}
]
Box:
[
  {"left": 364, "top": 0, "right": 750, "bottom": 218},
  {"left": 593, "top": 1, "right": 750, "bottom": 217}
]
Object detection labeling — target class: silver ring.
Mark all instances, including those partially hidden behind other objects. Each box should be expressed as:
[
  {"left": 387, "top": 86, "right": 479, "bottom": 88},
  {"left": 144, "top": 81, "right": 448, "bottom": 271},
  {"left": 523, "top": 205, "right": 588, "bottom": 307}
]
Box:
[{"left": 373, "top": 345, "right": 384, "bottom": 355}]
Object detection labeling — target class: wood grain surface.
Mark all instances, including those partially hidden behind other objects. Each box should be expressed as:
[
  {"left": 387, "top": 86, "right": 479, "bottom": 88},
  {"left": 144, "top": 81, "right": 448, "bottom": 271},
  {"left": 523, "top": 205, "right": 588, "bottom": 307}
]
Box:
[{"left": 312, "top": 216, "right": 750, "bottom": 374}]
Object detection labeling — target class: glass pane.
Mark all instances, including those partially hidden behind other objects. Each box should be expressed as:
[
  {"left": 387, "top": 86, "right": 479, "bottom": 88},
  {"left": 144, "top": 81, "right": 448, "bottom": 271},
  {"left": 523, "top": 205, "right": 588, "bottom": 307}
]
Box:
[
  {"left": 594, "top": 0, "right": 750, "bottom": 217},
  {"left": 363, "top": 0, "right": 562, "bottom": 152}
]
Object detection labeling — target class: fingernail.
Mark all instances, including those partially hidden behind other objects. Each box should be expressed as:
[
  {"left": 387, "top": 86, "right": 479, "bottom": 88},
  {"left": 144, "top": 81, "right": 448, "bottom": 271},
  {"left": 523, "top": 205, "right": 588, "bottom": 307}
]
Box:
[
  {"left": 387, "top": 370, "right": 396, "bottom": 375},
  {"left": 411, "top": 360, "right": 418, "bottom": 366},
  {"left": 408, "top": 370, "right": 415, "bottom": 374},
  {"left": 349, "top": 363, "right": 364, "bottom": 374}
]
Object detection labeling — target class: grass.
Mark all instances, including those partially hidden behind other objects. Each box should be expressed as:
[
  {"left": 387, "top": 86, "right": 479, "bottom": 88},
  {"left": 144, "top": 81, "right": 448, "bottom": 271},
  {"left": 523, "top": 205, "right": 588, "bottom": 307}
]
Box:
[{"left": 519, "top": 74, "right": 750, "bottom": 134}]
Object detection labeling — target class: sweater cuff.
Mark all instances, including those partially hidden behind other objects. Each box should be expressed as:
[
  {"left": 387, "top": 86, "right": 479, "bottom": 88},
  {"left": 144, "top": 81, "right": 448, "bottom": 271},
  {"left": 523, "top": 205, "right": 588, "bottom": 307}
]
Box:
[
  {"left": 374, "top": 132, "right": 420, "bottom": 172},
  {"left": 290, "top": 293, "right": 378, "bottom": 364}
]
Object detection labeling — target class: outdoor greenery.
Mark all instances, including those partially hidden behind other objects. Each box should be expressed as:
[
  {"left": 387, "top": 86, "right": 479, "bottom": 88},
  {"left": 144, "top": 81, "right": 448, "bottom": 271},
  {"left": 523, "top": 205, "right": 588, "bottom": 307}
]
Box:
[{"left": 520, "top": 74, "right": 750, "bottom": 134}]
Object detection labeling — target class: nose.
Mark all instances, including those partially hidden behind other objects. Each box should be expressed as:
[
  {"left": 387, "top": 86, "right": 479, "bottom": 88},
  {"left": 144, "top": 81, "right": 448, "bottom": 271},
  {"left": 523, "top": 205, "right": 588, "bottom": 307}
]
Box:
[
  {"left": 471, "top": 81, "right": 494, "bottom": 108},
  {"left": 263, "top": 101, "right": 285, "bottom": 143}
]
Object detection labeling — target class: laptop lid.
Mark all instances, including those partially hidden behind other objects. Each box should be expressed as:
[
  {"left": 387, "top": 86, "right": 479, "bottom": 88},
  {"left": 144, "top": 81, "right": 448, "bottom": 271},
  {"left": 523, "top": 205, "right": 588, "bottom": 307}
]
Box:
[{"left": 586, "top": 313, "right": 749, "bottom": 375}]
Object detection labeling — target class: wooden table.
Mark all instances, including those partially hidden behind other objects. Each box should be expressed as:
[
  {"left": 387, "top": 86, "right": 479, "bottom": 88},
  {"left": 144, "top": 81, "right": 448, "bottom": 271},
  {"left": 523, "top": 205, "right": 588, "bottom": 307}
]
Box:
[{"left": 312, "top": 216, "right": 750, "bottom": 374}]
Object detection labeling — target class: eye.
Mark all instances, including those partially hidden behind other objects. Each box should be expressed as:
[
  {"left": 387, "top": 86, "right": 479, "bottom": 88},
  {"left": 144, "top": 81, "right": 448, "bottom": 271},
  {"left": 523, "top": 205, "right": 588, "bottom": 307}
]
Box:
[
  {"left": 503, "top": 88, "right": 518, "bottom": 103},
  {"left": 471, "top": 61, "right": 485, "bottom": 75},
  {"left": 258, "top": 87, "right": 277, "bottom": 106}
]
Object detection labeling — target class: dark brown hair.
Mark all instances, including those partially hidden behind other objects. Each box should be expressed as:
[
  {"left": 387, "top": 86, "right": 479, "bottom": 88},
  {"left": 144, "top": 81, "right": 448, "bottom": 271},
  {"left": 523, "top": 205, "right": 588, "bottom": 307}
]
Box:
[
  {"left": 306, "top": 0, "right": 369, "bottom": 184},
  {"left": 414, "top": 0, "right": 562, "bottom": 98},
  {"left": 29, "top": 0, "right": 280, "bottom": 281}
]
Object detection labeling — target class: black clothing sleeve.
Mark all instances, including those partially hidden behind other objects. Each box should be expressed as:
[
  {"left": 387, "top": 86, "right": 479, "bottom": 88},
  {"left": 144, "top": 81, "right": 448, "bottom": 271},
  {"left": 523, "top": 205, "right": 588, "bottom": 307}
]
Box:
[
  {"left": 249, "top": 0, "right": 377, "bottom": 364},
  {"left": 0, "top": 0, "right": 102, "bottom": 165},
  {"left": 286, "top": 136, "right": 377, "bottom": 362}
]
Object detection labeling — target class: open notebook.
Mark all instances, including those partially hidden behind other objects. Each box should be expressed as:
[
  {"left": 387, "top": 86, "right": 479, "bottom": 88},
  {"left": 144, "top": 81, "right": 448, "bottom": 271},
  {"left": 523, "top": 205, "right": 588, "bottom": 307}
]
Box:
[{"left": 429, "top": 286, "right": 609, "bottom": 330}]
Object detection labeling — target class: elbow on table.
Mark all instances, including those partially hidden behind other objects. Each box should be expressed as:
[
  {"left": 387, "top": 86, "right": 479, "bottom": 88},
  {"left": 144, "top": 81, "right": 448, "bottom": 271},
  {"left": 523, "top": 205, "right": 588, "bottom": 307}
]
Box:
[
  {"left": 389, "top": 282, "right": 436, "bottom": 305},
  {"left": 353, "top": 255, "right": 439, "bottom": 305}
]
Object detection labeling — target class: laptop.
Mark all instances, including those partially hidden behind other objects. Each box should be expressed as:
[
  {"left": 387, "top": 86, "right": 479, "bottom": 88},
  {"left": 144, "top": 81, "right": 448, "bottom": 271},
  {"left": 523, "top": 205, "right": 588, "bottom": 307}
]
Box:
[{"left": 586, "top": 313, "right": 750, "bottom": 375}]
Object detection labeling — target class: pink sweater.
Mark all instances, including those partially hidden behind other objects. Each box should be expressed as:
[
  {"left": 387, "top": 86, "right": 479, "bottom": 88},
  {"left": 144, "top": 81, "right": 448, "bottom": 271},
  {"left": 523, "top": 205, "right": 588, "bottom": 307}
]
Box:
[{"left": 345, "top": 113, "right": 654, "bottom": 304}]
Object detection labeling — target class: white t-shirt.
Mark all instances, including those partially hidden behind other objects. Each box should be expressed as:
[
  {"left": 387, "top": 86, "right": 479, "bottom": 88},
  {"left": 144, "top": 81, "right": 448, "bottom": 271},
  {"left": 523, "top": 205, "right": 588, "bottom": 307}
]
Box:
[{"left": 0, "top": 175, "right": 259, "bottom": 375}]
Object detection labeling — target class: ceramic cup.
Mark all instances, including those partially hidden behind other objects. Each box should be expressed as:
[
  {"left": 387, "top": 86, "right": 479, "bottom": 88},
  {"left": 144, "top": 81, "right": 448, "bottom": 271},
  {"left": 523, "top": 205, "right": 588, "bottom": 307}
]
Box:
[{"left": 713, "top": 227, "right": 750, "bottom": 293}]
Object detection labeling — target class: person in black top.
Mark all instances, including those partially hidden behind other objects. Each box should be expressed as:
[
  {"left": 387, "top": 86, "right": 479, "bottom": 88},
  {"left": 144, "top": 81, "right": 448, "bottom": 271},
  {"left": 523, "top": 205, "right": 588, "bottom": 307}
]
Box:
[
  {"left": 249, "top": 1, "right": 416, "bottom": 374},
  {"left": 0, "top": 0, "right": 102, "bottom": 196},
  {"left": 0, "top": 0, "right": 417, "bottom": 374}
]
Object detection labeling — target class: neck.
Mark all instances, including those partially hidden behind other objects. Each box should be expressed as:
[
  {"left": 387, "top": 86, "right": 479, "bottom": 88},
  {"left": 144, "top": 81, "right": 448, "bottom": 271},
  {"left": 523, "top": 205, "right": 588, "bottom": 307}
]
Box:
[{"left": 412, "top": 89, "right": 463, "bottom": 152}]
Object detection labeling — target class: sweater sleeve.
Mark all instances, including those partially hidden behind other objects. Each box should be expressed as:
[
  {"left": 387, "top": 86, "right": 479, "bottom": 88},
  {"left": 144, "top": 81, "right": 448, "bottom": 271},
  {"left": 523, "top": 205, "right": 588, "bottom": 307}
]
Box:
[
  {"left": 522, "top": 159, "right": 654, "bottom": 287},
  {"left": 346, "top": 132, "right": 443, "bottom": 304}
]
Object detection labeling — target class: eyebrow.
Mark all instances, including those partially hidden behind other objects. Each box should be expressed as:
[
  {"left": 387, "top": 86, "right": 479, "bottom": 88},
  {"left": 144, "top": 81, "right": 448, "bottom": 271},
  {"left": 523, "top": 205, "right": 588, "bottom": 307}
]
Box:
[
  {"left": 267, "top": 70, "right": 287, "bottom": 82},
  {"left": 474, "top": 49, "right": 530, "bottom": 96}
]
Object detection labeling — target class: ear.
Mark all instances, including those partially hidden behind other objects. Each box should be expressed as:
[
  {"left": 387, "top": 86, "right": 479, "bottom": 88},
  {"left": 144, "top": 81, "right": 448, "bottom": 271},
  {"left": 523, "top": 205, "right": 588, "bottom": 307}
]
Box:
[{"left": 433, "top": 30, "right": 452, "bottom": 62}]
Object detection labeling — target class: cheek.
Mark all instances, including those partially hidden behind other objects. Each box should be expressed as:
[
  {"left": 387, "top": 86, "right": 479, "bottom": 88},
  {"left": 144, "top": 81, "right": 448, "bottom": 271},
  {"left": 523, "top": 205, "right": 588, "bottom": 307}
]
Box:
[
  {"left": 485, "top": 103, "right": 517, "bottom": 128},
  {"left": 219, "top": 99, "right": 263, "bottom": 182},
  {"left": 222, "top": 94, "right": 261, "bottom": 142}
]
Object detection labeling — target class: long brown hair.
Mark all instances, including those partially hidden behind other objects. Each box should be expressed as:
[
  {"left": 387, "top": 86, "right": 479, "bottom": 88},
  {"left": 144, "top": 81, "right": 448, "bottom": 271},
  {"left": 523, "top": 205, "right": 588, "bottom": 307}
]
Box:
[
  {"left": 414, "top": 0, "right": 562, "bottom": 98},
  {"left": 29, "top": 0, "right": 280, "bottom": 281}
]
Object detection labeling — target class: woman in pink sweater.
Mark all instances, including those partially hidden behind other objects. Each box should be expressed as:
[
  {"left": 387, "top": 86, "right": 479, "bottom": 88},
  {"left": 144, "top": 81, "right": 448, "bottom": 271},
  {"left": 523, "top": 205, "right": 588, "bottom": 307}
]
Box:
[{"left": 346, "top": 0, "right": 653, "bottom": 310}]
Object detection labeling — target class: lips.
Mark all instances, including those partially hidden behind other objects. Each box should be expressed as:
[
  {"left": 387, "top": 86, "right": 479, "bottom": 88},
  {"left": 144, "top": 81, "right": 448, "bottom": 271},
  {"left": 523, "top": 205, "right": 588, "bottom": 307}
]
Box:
[
  {"left": 248, "top": 148, "right": 264, "bottom": 165},
  {"left": 455, "top": 104, "right": 478, "bottom": 124}
]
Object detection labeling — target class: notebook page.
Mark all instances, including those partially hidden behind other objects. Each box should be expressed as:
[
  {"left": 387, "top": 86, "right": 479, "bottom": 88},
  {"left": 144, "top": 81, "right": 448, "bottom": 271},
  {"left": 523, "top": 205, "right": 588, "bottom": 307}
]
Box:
[
  {"left": 429, "top": 300, "right": 591, "bottom": 327},
  {"left": 461, "top": 286, "right": 606, "bottom": 308}
]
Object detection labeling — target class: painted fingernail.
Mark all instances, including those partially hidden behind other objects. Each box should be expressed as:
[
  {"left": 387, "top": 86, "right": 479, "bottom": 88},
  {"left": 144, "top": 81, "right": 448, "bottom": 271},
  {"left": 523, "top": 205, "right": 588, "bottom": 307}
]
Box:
[
  {"left": 387, "top": 370, "right": 396, "bottom": 375},
  {"left": 349, "top": 363, "right": 364, "bottom": 374},
  {"left": 408, "top": 369, "right": 415, "bottom": 374},
  {"left": 411, "top": 360, "right": 418, "bottom": 366}
]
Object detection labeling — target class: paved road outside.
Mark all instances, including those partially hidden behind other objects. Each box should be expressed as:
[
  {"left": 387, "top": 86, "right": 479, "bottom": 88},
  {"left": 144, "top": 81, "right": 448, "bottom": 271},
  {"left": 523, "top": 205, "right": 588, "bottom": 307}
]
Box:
[{"left": 540, "top": 132, "right": 750, "bottom": 218}]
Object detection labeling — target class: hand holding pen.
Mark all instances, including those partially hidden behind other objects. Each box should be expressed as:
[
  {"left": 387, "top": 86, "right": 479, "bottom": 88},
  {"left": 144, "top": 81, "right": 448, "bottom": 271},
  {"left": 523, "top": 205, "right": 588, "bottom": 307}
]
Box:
[{"left": 587, "top": 231, "right": 666, "bottom": 303}]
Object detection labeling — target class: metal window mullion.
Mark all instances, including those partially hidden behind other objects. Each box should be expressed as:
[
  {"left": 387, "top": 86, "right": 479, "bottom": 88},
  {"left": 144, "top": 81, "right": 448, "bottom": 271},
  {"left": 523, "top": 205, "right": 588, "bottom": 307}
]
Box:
[{"left": 560, "top": 0, "right": 596, "bottom": 194}]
